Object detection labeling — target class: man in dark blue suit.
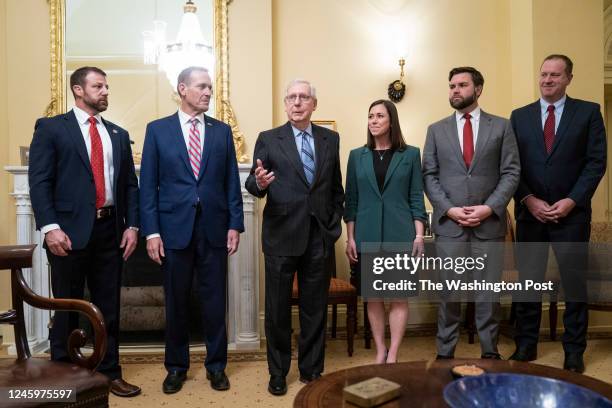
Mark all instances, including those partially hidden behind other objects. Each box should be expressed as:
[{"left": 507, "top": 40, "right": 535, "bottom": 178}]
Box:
[
  {"left": 139, "top": 66, "right": 244, "bottom": 393},
  {"left": 28, "top": 66, "right": 141, "bottom": 397},
  {"left": 509, "top": 55, "right": 607, "bottom": 373}
]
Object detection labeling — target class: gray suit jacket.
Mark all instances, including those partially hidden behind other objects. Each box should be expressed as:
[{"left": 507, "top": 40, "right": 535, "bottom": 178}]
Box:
[{"left": 422, "top": 110, "right": 520, "bottom": 239}]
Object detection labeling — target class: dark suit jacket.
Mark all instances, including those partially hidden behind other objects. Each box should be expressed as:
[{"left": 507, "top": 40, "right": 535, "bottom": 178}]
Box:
[
  {"left": 344, "top": 146, "right": 427, "bottom": 249},
  {"left": 29, "top": 110, "right": 139, "bottom": 249},
  {"left": 245, "top": 122, "right": 344, "bottom": 256},
  {"left": 511, "top": 96, "right": 607, "bottom": 224},
  {"left": 139, "top": 113, "right": 244, "bottom": 250}
]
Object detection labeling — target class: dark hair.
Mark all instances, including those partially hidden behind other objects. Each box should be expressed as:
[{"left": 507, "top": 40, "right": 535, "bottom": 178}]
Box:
[
  {"left": 69, "top": 66, "right": 106, "bottom": 97},
  {"left": 176, "top": 66, "right": 209, "bottom": 95},
  {"left": 448, "top": 66, "right": 484, "bottom": 88},
  {"left": 366, "top": 99, "right": 407, "bottom": 151},
  {"left": 542, "top": 54, "right": 573, "bottom": 76}
]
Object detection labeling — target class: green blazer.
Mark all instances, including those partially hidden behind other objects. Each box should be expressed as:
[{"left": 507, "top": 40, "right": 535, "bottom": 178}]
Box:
[{"left": 344, "top": 145, "right": 427, "bottom": 250}]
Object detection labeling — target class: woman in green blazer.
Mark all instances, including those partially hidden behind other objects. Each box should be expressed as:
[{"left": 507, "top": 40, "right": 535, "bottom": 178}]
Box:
[{"left": 344, "top": 99, "right": 427, "bottom": 364}]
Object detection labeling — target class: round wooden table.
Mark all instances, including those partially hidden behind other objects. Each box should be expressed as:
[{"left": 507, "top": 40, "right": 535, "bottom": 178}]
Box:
[{"left": 293, "top": 359, "right": 612, "bottom": 407}]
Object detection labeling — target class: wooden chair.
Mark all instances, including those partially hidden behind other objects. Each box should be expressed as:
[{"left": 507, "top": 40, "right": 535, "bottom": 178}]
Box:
[
  {"left": 0, "top": 245, "right": 110, "bottom": 407},
  {"left": 290, "top": 252, "right": 357, "bottom": 356}
]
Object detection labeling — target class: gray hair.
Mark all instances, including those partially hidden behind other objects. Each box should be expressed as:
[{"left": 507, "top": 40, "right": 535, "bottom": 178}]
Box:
[
  {"left": 176, "top": 66, "right": 209, "bottom": 94},
  {"left": 285, "top": 79, "right": 317, "bottom": 99}
]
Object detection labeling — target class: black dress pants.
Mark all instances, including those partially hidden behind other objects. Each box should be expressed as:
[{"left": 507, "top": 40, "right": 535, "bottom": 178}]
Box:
[
  {"left": 264, "top": 219, "right": 331, "bottom": 377},
  {"left": 514, "top": 221, "right": 590, "bottom": 354},
  {"left": 47, "top": 215, "right": 122, "bottom": 380}
]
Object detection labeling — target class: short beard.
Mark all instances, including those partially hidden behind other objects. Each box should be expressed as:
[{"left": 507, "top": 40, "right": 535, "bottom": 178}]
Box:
[
  {"left": 449, "top": 93, "right": 476, "bottom": 111},
  {"left": 84, "top": 98, "right": 108, "bottom": 113}
]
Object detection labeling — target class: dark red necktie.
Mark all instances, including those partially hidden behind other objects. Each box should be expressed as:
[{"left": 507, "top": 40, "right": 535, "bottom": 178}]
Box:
[
  {"left": 88, "top": 116, "right": 106, "bottom": 208},
  {"left": 544, "top": 105, "right": 555, "bottom": 154},
  {"left": 462, "top": 113, "right": 474, "bottom": 168}
]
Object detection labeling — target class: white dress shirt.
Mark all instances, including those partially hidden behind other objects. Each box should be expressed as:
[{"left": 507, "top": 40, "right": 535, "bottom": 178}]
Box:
[
  {"left": 540, "top": 95, "right": 566, "bottom": 133},
  {"left": 42, "top": 106, "right": 115, "bottom": 235},
  {"left": 178, "top": 109, "right": 205, "bottom": 155},
  {"left": 455, "top": 106, "right": 481, "bottom": 153}
]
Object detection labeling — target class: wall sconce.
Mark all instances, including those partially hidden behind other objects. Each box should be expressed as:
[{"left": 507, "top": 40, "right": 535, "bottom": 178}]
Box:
[{"left": 388, "top": 58, "right": 406, "bottom": 102}]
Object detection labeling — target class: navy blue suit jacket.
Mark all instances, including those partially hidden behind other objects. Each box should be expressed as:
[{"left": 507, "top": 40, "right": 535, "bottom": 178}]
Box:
[
  {"left": 28, "top": 110, "right": 139, "bottom": 249},
  {"left": 139, "top": 113, "right": 244, "bottom": 249},
  {"left": 511, "top": 96, "right": 607, "bottom": 224}
]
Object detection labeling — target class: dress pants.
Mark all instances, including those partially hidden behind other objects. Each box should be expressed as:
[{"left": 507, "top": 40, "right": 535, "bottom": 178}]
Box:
[
  {"left": 162, "top": 209, "right": 228, "bottom": 374},
  {"left": 514, "top": 221, "right": 589, "bottom": 354},
  {"left": 47, "top": 215, "right": 122, "bottom": 380},
  {"left": 264, "top": 218, "right": 331, "bottom": 377},
  {"left": 435, "top": 231, "right": 504, "bottom": 357}
]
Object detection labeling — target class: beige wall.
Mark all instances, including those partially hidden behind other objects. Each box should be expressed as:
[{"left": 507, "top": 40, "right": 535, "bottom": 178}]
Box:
[{"left": 0, "top": 1, "right": 609, "bottom": 334}]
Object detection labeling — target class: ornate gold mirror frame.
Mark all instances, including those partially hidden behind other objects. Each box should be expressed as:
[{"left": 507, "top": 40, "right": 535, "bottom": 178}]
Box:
[{"left": 46, "top": 0, "right": 247, "bottom": 162}]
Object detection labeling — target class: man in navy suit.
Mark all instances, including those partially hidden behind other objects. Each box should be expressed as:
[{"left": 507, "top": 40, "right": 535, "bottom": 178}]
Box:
[
  {"left": 28, "top": 66, "right": 141, "bottom": 397},
  {"left": 509, "top": 55, "right": 607, "bottom": 373},
  {"left": 140, "top": 66, "right": 244, "bottom": 393}
]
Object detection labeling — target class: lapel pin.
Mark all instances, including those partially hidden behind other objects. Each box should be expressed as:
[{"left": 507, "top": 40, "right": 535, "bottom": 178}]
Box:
[
  {"left": 206, "top": 122, "right": 213, "bottom": 126},
  {"left": 112, "top": 129, "right": 118, "bottom": 134}
]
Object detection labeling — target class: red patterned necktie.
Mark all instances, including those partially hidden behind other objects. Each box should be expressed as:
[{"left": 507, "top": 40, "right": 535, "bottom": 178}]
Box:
[
  {"left": 462, "top": 113, "right": 474, "bottom": 168},
  {"left": 544, "top": 105, "right": 555, "bottom": 154},
  {"left": 188, "top": 117, "right": 201, "bottom": 178},
  {"left": 88, "top": 116, "right": 106, "bottom": 209}
]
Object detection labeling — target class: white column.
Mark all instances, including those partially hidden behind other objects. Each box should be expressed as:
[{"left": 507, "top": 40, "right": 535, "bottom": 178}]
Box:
[
  {"left": 228, "top": 164, "right": 260, "bottom": 349},
  {"left": 5, "top": 166, "right": 51, "bottom": 355}
]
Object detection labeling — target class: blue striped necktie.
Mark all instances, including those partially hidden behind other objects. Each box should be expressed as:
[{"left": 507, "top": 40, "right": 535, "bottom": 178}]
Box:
[{"left": 300, "top": 132, "right": 315, "bottom": 185}]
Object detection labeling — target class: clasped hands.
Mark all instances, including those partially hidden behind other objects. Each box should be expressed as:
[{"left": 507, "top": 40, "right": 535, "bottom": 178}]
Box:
[
  {"left": 524, "top": 196, "right": 575, "bottom": 223},
  {"left": 447, "top": 205, "right": 493, "bottom": 227}
]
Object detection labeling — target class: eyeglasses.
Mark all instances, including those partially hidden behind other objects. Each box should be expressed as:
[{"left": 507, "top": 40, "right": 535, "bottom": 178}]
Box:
[{"left": 285, "top": 94, "right": 313, "bottom": 103}]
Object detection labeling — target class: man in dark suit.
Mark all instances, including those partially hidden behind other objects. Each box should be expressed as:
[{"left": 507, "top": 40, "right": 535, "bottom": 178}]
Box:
[
  {"left": 509, "top": 54, "right": 607, "bottom": 373},
  {"left": 245, "top": 79, "right": 344, "bottom": 396},
  {"left": 423, "top": 67, "right": 520, "bottom": 360},
  {"left": 28, "top": 66, "right": 141, "bottom": 397},
  {"left": 140, "top": 66, "right": 244, "bottom": 393}
]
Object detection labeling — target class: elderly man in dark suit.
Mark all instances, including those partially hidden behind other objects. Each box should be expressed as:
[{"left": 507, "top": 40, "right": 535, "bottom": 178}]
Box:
[
  {"left": 140, "top": 66, "right": 244, "bottom": 393},
  {"left": 423, "top": 66, "right": 520, "bottom": 360},
  {"left": 509, "top": 54, "right": 607, "bottom": 373},
  {"left": 245, "top": 79, "right": 344, "bottom": 396},
  {"left": 28, "top": 66, "right": 141, "bottom": 397}
]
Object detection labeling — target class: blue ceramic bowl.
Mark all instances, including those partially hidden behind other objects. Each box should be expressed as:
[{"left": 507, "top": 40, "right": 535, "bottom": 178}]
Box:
[{"left": 443, "top": 373, "right": 612, "bottom": 408}]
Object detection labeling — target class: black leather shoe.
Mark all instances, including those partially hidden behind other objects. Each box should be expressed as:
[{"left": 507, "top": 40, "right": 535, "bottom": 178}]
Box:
[
  {"left": 481, "top": 353, "right": 502, "bottom": 360},
  {"left": 206, "top": 370, "right": 230, "bottom": 391},
  {"left": 299, "top": 373, "right": 322, "bottom": 384},
  {"left": 563, "top": 352, "right": 585, "bottom": 374},
  {"left": 508, "top": 347, "right": 537, "bottom": 362},
  {"left": 268, "top": 375, "right": 287, "bottom": 396},
  {"left": 435, "top": 354, "right": 454, "bottom": 360},
  {"left": 162, "top": 371, "right": 187, "bottom": 394}
]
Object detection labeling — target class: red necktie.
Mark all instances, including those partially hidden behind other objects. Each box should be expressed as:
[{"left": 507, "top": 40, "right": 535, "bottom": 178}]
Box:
[
  {"left": 88, "top": 116, "right": 106, "bottom": 209},
  {"left": 462, "top": 113, "right": 474, "bottom": 168},
  {"left": 188, "top": 117, "right": 201, "bottom": 178},
  {"left": 544, "top": 105, "right": 555, "bottom": 154}
]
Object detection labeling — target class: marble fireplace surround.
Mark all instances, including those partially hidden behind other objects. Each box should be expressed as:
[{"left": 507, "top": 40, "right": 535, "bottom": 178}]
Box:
[{"left": 4, "top": 164, "right": 260, "bottom": 354}]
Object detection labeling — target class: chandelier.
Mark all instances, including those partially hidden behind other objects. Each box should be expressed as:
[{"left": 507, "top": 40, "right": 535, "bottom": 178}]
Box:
[{"left": 142, "top": 1, "right": 214, "bottom": 89}]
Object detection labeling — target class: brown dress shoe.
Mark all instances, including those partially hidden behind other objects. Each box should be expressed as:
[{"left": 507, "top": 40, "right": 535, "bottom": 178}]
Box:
[{"left": 110, "top": 378, "right": 142, "bottom": 397}]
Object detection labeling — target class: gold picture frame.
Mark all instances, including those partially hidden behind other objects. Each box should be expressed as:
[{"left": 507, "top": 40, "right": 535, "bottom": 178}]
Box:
[
  {"left": 313, "top": 120, "right": 337, "bottom": 131},
  {"left": 45, "top": 0, "right": 248, "bottom": 163}
]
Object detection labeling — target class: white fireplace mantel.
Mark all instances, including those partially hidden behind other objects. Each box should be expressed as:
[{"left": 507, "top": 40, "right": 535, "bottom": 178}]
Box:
[{"left": 4, "top": 164, "right": 260, "bottom": 353}]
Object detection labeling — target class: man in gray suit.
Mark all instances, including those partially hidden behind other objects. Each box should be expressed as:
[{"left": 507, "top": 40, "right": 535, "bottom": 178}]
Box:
[
  {"left": 423, "top": 67, "right": 520, "bottom": 359},
  {"left": 245, "top": 79, "right": 344, "bottom": 396}
]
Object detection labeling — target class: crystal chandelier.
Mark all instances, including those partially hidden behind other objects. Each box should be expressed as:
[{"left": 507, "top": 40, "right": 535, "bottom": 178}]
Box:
[{"left": 142, "top": 1, "right": 214, "bottom": 89}]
